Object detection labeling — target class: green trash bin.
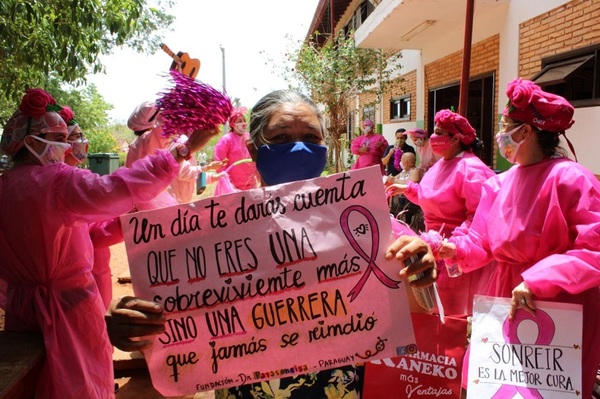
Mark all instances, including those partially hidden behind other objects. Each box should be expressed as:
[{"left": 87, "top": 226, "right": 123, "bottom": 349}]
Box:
[{"left": 88, "top": 153, "right": 120, "bottom": 175}]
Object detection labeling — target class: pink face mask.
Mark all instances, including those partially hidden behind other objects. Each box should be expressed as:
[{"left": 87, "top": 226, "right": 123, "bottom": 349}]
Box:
[{"left": 429, "top": 134, "right": 454, "bottom": 155}]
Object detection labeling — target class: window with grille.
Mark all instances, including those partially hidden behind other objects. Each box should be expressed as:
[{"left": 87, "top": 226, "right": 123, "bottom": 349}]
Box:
[{"left": 390, "top": 95, "right": 411, "bottom": 120}]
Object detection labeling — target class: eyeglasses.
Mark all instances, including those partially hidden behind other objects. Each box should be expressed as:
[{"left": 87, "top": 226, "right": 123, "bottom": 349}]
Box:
[
  {"left": 68, "top": 132, "right": 86, "bottom": 142},
  {"left": 498, "top": 122, "right": 522, "bottom": 132}
]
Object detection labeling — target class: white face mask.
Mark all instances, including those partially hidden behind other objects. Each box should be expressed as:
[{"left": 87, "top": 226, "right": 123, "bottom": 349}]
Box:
[
  {"left": 496, "top": 124, "right": 524, "bottom": 164},
  {"left": 67, "top": 138, "right": 89, "bottom": 164},
  {"left": 24, "top": 135, "right": 71, "bottom": 165},
  {"left": 413, "top": 138, "right": 424, "bottom": 147},
  {"left": 233, "top": 123, "right": 246, "bottom": 135},
  {"left": 364, "top": 126, "right": 372, "bottom": 133}
]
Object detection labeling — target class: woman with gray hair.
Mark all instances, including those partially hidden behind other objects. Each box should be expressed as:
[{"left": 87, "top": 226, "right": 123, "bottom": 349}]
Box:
[{"left": 217, "top": 89, "right": 437, "bottom": 398}]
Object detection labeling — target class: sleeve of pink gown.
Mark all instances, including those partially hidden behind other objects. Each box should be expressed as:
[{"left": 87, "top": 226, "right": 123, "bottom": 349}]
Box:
[
  {"left": 57, "top": 149, "right": 180, "bottom": 225},
  {"left": 177, "top": 160, "right": 201, "bottom": 182},
  {"left": 350, "top": 136, "right": 364, "bottom": 155},
  {"left": 404, "top": 180, "right": 421, "bottom": 205},
  {"left": 89, "top": 218, "right": 123, "bottom": 248},
  {"left": 455, "top": 156, "right": 495, "bottom": 229},
  {"left": 449, "top": 178, "right": 498, "bottom": 271},
  {"left": 373, "top": 136, "right": 388, "bottom": 158},
  {"left": 214, "top": 134, "right": 230, "bottom": 171},
  {"left": 522, "top": 168, "right": 600, "bottom": 297}
]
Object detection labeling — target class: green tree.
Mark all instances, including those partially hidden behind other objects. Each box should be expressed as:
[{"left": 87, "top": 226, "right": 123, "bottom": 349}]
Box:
[
  {"left": 0, "top": 0, "right": 174, "bottom": 102},
  {"left": 282, "top": 31, "right": 403, "bottom": 173},
  {"left": 88, "top": 127, "right": 119, "bottom": 154}
]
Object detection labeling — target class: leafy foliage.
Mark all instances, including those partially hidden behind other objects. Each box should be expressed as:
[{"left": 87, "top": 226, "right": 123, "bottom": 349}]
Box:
[
  {"left": 87, "top": 127, "right": 120, "bottom": 154},
  {"left": 0, "top": 0, "right": 174, "bottom": 102},
  {"left": 281, "top": 31, "right": 403, "bottom": 172}
]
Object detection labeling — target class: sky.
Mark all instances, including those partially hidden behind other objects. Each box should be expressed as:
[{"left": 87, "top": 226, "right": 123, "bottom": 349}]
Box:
[{"left": 87, "top": 0, "right": 320, "bottom": 123}]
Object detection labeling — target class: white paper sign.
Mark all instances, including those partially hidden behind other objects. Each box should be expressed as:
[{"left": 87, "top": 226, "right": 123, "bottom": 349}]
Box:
[
  {"left": 467, "top": 295, "right": 582, "bottom": 399},
  {"left": 120, "top": 166, "right": 417, "bottom": 396}
]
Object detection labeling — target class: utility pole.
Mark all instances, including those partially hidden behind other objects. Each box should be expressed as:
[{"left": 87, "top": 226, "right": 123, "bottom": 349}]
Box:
[{"left": 220, "top": 45, "right": 227, "bottom": 94}]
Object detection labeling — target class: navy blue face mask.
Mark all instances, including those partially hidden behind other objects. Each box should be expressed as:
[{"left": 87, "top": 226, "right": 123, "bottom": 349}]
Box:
[{"left": 256, "top": 141, "right": 328, "bottom": 186}]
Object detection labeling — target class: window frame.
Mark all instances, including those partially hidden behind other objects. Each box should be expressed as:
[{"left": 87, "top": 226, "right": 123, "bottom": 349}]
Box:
[
  {"left": 362, "top": 105, "right": 375, "bottom": 123},
  {"left": 532, "top": 44, "right": 600, "bottom": 108},
  {"left": 390, "top": 95, "right": 411, "bottom": 121}
]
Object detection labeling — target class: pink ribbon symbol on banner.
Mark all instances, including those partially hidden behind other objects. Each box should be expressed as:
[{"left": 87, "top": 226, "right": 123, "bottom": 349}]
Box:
[
  {"left": 491, "top": 309, "right": 556, "bottom": 399},
  {"left": 340, "top": 205, "right": 400, "bottom": 302}
]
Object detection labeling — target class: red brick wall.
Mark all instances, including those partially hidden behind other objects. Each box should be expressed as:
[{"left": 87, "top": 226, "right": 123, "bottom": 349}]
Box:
[
  {"left": 424, "top": 35, "right": 500, "bottom": 131},
  {"left": 383, "top": 70, "right": 417, "bottom": 123},
  {"left": 518, "top": 0, "right": 600, "bottom": 78}
]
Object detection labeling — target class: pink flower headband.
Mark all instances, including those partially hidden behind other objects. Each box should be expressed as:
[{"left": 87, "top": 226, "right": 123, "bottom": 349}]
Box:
[
  {"left": 434, "top": 109, "right": 476, "bottom": 145},
  {"left": 1, "top": 88, "right": 67, "bottom": 156},
  {"left": 503, "top": 78, "right": 574, "bottom": 133}
]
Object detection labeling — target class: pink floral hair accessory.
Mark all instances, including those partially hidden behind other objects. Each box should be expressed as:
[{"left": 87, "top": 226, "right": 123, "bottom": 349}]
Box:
[
  {"left": 434, "top": 109, "right": 476, "bottom": 145},
  {"left": 157, "top": 70, "right": 233, "bottom": 138},
  {"left": 1, "top": 88, "right": 67, "bottom": 156},
  {"left": 59, "top": 106, "right": 80, "bottom": 134},
  {"left": 229, "top": 106, "right": 248, "bottom": 126},
  {"left": 18, "top": 88, "right": 56, "bottom": 118},
  {"left": 59, "top": 106, "right": 77, "bottom": 125},
  {"left": 503, "top": 78, "right": 574, "bottom": 133}
]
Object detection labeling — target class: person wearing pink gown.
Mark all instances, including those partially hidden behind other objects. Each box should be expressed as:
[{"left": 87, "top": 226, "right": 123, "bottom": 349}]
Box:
[
  {"left": 406, "top": 128, "right": 440, "bottom": 173},
  {"left": 125, "top": 100, "right": 179, "bottom": 210},
  {"left": 0, "top": 88, "right": 219, "bottom": 399},
  {"left": 387, "top": 110, "right": 495, "bottom": 317},
  {"left": 60, "top": 105, "right": 116, "bottom": 309},
  {"left": 214, "top": 106, "right": 258, "bottom": 191},
  {"left": 350, "top": 118, "right": 388, "bottom": 174},
  {"left": 441, "top": 78, "right": 600, "bottom": 399}
]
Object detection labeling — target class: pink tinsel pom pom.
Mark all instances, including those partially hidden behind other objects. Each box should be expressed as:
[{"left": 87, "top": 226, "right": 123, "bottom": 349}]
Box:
[
  {"left": 157, "top": 70, "right": 233, "bottom": 138},
  {"left": 419, "top": 229, "right": 445, "bottom": 254}
]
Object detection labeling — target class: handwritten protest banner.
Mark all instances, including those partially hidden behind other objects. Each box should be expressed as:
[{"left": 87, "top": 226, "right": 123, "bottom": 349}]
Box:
[
  {"left": 468, "top": 295, "right": 582, "bottom": 399},
  {"left": 120, "top": 166, "right": 417, "bottom": 396}
]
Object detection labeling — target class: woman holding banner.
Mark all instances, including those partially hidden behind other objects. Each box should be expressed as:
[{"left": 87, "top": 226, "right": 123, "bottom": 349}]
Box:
[
  {"left": 211, "top": 89, "right": 437, "bottom": 399},
  {"left": 440, "top": 78, "right": 600, "bottom": 399},
  {"left": 105, "top": 89, "right": 437, "bottom": 398}
]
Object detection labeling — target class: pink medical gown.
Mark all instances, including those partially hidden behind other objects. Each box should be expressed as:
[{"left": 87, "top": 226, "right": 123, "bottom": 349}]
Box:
[
  {"left": 450, "top": 156, "right": 600, "bottom": 399},
  {"left": 351, "top": 134, "right": 388, "bottom": 174},
  {"left": 126, "top": 126, "right": 178, "bottom": 210},
  {"left": 89, "top": 218, "right": 124, "bottom": 309},
  {"left": 404, "top": 151, "right": 495, "bottom": 316},
  {"left": 168, "top": 156, "right": 202, "bottom": 203},
  {"left": 0, "top": 150, "right": 180, "bottom": 399},
  {"left": 214, "top": 131, "right": 258, "bottom": 190}
]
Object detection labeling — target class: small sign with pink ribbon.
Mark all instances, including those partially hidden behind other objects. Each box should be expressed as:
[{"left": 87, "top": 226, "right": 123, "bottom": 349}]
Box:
[
  {"left": 468, "top": 295, "right": 582, "bottom": 398},
  {"left": 120, "top": 166, "right": 417, "bottom": 396}
]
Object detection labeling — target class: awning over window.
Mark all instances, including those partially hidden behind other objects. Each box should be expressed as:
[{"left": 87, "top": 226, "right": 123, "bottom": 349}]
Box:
[{"left": 532, "top": 55, "right": 594, "bottom": 86}]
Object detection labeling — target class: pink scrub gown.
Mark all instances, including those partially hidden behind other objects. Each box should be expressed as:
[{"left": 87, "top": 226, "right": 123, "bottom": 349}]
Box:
[
  {"left": 450, "top": 156, "right": 600, "bottom": 399},
  {"left": 214, "top": 131, "right": 258, "bottom": 190},
  {"left": 351, "top": 134, "right": 388, "bottom": 175},
  {"left": 404, "top": 151, "right": 496, "bottom": 316},
  {"left": 0, "top": 150, "right": 180, "bottom": 399}
]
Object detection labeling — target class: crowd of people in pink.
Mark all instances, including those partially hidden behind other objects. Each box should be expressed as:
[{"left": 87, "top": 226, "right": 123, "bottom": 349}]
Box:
[{"left": 0, "top": 76, "right": 598, "bottom": 398}]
